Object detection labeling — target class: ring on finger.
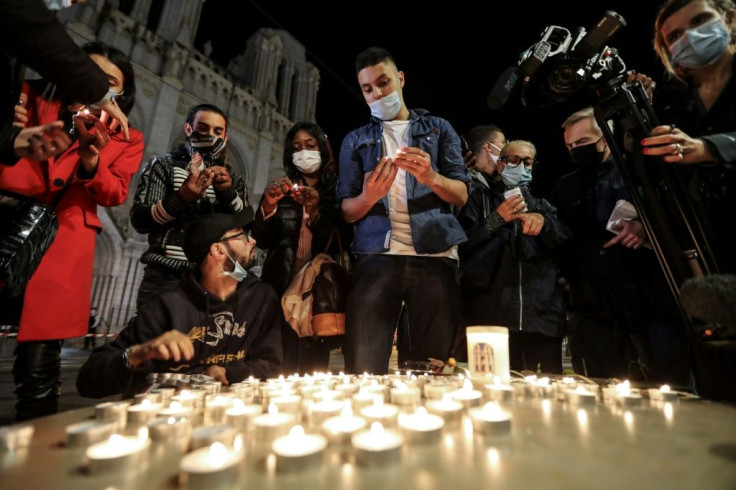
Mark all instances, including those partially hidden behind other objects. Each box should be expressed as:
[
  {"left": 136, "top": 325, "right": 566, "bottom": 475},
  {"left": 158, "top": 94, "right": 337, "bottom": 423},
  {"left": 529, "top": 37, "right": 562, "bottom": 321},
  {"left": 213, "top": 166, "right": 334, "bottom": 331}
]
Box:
[{"left": 673, "top": 143, "right": 683, "bottom": 156}]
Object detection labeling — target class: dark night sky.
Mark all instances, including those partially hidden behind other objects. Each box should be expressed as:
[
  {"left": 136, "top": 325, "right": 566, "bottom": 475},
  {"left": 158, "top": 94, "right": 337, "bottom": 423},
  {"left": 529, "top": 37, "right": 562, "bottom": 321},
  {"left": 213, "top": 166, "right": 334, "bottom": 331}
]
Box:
[{"left": 195, "top": 1, "right": 665, "bottom": 197}]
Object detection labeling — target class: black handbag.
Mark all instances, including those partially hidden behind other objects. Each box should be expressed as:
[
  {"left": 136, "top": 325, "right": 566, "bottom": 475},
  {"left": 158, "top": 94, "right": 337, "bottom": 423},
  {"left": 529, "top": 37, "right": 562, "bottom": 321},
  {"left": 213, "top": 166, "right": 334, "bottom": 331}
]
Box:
[{"left": 0, "top": 171, "right": 74, "bottom": 297}]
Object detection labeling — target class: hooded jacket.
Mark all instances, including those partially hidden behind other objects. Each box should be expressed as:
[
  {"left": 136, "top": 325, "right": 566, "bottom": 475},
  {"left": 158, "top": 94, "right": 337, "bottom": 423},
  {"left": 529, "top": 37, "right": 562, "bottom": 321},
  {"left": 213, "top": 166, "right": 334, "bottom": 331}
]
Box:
[{"left": 77, "top": 271, "right": 283, "bottom": 399}]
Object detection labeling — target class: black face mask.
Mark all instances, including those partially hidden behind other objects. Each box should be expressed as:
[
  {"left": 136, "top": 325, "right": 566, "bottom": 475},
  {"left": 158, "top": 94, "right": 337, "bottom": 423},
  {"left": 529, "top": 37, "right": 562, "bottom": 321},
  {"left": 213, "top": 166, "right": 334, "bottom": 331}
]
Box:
[
  {"left": 570, "top": 138, "right": 605, "bottom": 169},
  {"left": 187, "top": 131, "right": 226, "bottom": 160}
]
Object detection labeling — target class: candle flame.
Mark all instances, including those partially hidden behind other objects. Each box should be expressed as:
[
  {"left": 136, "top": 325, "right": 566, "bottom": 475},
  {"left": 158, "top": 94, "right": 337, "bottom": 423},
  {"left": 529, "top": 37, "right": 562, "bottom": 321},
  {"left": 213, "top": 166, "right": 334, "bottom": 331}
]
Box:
[
  {"left": 109, "top": 433, "right": 124, "bottom": 445},
  {"left": 341, "top": 405, "right": 353, "bottom": 417},
  {"left": 441, "top": 393, "right": 453, "bottom": 403},
  {"left": 170, "top": 401, "right": 182, "bottom": 410},
  {"left": 232, "top": 399, "right": 245, "bottom": 410},
  {"left": 267, "top": 402, "right": 279, "bottom": 415},
  {"left": 140, "top": 399, "right": 152, "bottom": 408},
  {"left": 167, "top": 417, "right": 176, "bottom": 425},
  {"left": 660, "top": 384, "right": 671, "bottom": 393},
  {"left": 180, "top": 390, "right": 191, "bottom": 397},
  {"left": 208, "top": 442, "right": 227, "bottom": 467},
  {"left": 137, "top": 427, "right": 148, "bottom": 441},
  {"left": 369, "top": 422, "right": 385, "bottom": 435},
  {"left": 462, "top": 379, "right": 473, "bottom": 391},
  {"left": 289, "top": 425, "right": 305, "bottom": 438},
  {"left": 482, "top": 402, "right": 502, "bottom": 416},
  {"left": 415, "top": 406, "right": 428, "bottom": 416},
  {"left": 373, "top": 396, "right": 384, "bottom": 407},
  {"left": 234, "top": 435, "right": 243, "bottom": 452}
]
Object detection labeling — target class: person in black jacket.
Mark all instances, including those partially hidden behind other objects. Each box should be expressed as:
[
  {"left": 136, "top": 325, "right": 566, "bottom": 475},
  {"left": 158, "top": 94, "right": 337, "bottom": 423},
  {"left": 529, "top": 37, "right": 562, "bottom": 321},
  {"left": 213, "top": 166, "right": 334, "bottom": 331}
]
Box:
[
  {"left": 251, "top": 121, "right": 349, "bottom": 375},
  {"left": 0, "top": 0, "right": 130, "bottom": 164},
  {"left": 458, "top": 140, "right": 571, "bottom": 374},
  {"left": 76, "top": 208, "right": 283, "bottom": 399},
  {"left": 551, "top": 107, "right": 692, "bottom": 387}
]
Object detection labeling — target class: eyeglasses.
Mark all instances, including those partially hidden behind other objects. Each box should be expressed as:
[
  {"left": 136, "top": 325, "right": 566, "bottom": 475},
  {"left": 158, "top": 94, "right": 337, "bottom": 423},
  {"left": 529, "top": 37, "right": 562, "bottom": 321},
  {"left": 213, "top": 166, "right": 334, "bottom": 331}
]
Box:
[
  {"left": 499, "top": 155, "right": 536, "bottom": 169},
  {"left": 220, "top": 230, "right": 251, "bottom": 242}
]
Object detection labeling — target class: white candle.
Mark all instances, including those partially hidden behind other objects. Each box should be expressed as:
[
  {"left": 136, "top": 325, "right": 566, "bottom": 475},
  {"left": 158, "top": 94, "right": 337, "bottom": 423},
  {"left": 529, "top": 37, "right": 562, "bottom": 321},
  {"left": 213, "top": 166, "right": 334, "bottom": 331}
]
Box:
[
  {"left": 270, "top": 394, "right": 302, "bottom": 414},
  {"left": 190, "top": 424, "right": 238, "bottom": 451},
  {"left": 225, "top": 399, "right": 263, "bottom": 432},
  {"left": 147, "top": 416, "right": 191, "bottom": 442},
  {"left": 466, "top": 325, "right": 510, "bottom": 380},
  {"left": 0, "top": 424, "right": 34, "bottom": 451},
  {"left": 397, "top": 407, "right": 445, "bottom": 444},
  {"left": 468, "top": 402, "right": 512, "bottom": 436},
  {"left": 253, "top": 403, "right": 297, "bottom": 441},
  {"left": 65, "top": 420, "right": 116, "bottom": 447},
  {"left": 564, "top": 386, "right": 597, "bottom": 406},
  {"left": 648, "top": 385, "right": 678, "bottom": 403},
  {"left": 450, "top": 379, "right": 483, "bottom": 408},
  {"left": 351, "top": 422, "right": 404, "bottom": 466},
  {"left": 158, "top": 400, "right": 194, "bottom": 419},
  {"left": 320, "top": 405, "right": 367, "bottom": 444},
  {"left": 389, "top": 382, "right": 421, "bottom": 407},
  {"left": 272, "top": 425, "right": 328, "bottom": 472},
  {"left": 308, "top": 398, "right": 345, "bottom": 428},
  {"left": 127, "top": 399, "right": 162, "bottom": 426},
  {"left": 359, "top": 397, "right": 399, "bottom": 428},
  {"left": 85, "top": 428, "right": 151, "bottom": 473},
  {"left": 179, "top": 440, "right": 243, "bottom": 490},
  {"left": 425, "top": 394, "right": 464, "bottom": 428},
  {"left": 351, "top": 389, "right": 376, "bottom": 412}
]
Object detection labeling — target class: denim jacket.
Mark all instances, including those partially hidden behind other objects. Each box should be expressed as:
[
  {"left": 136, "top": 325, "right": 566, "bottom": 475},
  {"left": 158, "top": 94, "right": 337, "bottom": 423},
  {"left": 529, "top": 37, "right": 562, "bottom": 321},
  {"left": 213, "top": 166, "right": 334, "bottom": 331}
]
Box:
[{"left": 338, "top": 109, "right": 471, "bottom": 255}]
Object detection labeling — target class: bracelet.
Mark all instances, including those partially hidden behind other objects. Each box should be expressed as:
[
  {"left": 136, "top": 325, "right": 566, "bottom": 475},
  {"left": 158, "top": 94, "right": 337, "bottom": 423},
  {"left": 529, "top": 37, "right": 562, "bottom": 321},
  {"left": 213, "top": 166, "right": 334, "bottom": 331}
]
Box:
[{"left": 122, "top": 346, "right": 135, "bottom": 370}]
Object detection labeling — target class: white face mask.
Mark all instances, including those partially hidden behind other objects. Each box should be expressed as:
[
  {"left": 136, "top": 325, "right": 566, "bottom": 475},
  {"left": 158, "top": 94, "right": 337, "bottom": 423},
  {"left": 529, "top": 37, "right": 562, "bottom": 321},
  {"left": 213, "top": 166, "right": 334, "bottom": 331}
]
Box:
[
  {"left": 292, "top": 150, "right": 322, "bottom": 174},
  {"left": 43, "top": 0, "right": 73, "bottom": 10},
  {"left": 488, "top": 142, "right": 503, "bottom": 166},
  {"left": 368, "top": 90, "right": 402, "bottom": 120},
  {"left": 219, "top": 249, "right": 248, "bottom": 282}
]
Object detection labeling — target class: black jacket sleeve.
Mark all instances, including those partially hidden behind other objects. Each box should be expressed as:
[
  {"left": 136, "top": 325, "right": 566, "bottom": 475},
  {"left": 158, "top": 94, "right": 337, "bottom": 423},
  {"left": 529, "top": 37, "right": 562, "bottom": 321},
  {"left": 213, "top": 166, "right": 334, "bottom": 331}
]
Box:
[{"left": 0, "top": 0, "right": 108, "bottom": 105}]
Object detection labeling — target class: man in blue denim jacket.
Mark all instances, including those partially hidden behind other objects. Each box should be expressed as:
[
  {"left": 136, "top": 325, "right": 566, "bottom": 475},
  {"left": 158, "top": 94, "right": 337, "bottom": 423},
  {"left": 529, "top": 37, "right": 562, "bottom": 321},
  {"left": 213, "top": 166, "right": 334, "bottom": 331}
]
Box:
[{"left": 338, "top": 46, "right": 472, "bottom": 374}]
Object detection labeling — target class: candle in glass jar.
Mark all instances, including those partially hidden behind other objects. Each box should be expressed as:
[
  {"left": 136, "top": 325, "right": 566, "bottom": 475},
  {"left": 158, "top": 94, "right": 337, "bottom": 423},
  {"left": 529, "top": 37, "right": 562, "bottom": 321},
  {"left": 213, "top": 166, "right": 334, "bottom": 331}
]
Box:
[
  {"left": 351, "top": 422, "right": 404, "bottom": 466},
  {"left": 85, "top": 428, "right": 151, "bottom": 473},
  {"left": 179, "top": 439, "right": 243, "bottom": 490},
  {"left": 271, "top": 425, "right": 328, "bottom": 472}
]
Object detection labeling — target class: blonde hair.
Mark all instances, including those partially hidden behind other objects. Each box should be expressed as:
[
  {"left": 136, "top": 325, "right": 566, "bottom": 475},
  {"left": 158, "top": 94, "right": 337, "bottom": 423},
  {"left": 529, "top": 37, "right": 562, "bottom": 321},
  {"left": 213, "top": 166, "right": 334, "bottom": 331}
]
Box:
[
  {"left": 653, "top": 0, "right": 736, "bottom": 77},
  {"left": 501, "top": 139, "right": 537, "bottom": 159}
]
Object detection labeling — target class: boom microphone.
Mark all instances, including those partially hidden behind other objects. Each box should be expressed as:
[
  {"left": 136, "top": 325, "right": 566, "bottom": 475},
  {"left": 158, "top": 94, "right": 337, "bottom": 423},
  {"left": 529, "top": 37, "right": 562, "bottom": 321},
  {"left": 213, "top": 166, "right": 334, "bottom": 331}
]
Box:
[{"left": 487, "top": 66, "right": 520, "bottom": 110}]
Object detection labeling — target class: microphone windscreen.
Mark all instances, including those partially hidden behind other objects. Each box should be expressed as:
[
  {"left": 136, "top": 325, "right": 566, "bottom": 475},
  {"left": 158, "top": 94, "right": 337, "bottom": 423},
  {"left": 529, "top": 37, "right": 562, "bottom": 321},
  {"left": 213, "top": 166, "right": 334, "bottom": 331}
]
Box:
[
  {"left": 680, "top": 273, "right": 736, "bottom": 326},
  {"left": 487, "top": 67, "right": 520, "bottom": 110}
]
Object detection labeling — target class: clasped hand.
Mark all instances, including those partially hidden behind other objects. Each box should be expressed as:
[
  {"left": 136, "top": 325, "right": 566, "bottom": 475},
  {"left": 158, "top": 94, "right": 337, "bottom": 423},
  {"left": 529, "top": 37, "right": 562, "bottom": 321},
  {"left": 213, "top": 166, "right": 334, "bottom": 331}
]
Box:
[{"left": 641, "top": 125, "right": 712, "bottom": 165}]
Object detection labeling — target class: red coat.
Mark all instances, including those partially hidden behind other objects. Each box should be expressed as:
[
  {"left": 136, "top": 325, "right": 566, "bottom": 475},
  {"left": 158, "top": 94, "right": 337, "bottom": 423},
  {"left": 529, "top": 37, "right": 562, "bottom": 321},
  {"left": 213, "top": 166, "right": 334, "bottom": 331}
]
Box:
[{"left": 0, "top": 94, "right": 144, "bottom": 341}]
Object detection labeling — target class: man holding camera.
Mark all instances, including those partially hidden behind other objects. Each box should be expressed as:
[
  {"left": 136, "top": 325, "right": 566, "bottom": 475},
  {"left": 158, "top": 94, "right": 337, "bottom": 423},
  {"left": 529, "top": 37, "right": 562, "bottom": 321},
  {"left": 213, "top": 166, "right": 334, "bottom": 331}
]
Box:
[
  {"left": 550, "top": 107, "right": 691, "bottom": 387},
  {"left": 130, "top": 103, "right": 248, "bottom": 309}
]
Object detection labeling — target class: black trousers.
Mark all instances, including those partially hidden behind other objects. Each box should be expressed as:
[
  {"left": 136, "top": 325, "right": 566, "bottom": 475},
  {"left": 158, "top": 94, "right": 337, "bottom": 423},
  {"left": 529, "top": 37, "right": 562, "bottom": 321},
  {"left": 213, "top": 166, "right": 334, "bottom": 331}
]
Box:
[{"left": 13, "top": 340, "right": 63, "bottom": 421}]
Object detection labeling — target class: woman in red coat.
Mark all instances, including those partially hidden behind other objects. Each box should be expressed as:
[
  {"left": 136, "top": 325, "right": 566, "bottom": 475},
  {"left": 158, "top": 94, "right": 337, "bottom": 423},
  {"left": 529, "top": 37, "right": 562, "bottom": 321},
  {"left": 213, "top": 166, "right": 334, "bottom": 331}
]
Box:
[{"left": 0, "top": 41, "right": 144, "bottom": 421}]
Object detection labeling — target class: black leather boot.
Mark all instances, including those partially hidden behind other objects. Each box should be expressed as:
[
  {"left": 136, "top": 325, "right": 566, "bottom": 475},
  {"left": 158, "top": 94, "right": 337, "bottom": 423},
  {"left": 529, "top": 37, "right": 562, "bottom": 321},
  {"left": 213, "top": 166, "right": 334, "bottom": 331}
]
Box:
[{"left": 13, "top": 340, "right": 63, "bottom": 421}]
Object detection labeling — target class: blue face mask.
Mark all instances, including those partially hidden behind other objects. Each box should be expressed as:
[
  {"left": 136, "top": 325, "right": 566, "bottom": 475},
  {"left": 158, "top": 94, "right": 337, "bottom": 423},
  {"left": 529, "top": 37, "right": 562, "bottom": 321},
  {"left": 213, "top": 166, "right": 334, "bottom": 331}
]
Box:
[
  {"left": 368, "top": 90, "right": 402, "bottom": 120},
  {"left": 220, "top": 250, "right": 248, "bottom": 282},
  {"left": 43, "top": 0, "right": 72, "bottom": 10},
  {"left": 500, "top": 164, "right": 532, "bottom": 187},
  {"left": 669, "top": 18, "right": 730, "bottom": 69}
]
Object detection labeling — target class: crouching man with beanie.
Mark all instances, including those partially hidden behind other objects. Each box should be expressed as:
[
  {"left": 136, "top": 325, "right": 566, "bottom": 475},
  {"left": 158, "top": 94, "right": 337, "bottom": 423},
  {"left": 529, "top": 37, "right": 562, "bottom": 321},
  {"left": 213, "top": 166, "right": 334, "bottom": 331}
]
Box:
[{"left": 77, "top": 208, "right": 283, "bottom": 399}]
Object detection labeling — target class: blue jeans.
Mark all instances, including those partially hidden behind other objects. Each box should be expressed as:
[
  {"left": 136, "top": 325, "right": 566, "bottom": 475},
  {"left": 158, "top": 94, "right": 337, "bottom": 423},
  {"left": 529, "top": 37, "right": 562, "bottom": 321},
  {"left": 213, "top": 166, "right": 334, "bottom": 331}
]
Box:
[{"left": 343, "top": 255, "right": 460, "bottom": 374}]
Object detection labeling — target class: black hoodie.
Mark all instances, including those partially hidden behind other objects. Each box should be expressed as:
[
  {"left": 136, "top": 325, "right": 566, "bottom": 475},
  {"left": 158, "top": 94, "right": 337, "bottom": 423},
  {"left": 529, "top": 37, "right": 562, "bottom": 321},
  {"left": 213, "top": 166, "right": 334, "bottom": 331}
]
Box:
[{"left": 77, "top": 271, "right": 283, "bottom": 399}]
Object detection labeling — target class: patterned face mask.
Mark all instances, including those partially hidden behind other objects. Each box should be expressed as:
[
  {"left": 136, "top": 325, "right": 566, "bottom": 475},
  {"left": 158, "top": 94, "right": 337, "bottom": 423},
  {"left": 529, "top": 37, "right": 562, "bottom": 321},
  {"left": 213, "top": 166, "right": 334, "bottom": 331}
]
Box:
[{"left": 187, "top": 132, "right": 226, "bottom": 160}]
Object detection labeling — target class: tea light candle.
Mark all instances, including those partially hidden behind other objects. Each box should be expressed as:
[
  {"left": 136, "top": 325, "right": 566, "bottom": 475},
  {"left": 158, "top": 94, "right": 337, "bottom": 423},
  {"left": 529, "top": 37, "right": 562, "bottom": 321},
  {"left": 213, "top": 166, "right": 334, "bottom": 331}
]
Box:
[
  {"left": 134, "top": 392, "right": 162, "bottom": 405},
  {"left": 272, "top": 425, "right": 328, "bottom": 472},
  {"left": 95, "top": 401, "right": 130, "bottom": 429},
  {"left": 270, "top": 394, "right": 302, "bottom": 414},
  {"left": 320, "top": 405, "right": 367, "bottom": 444},
  {"left": 308, "top": 397, "right": 345, "bottom": 428},
  {"left": 151, "top": 387, "right": 176, "bottom": 406},
  {"left": 564, "top": 386, "right": 597, "bottom": 406},
  {"left": 359, "top": 397, "right": 399, "bottom": 428},
  {"left": 468, "top": 402, "right": 512, "bottom": 436},
  {"left": 253, "top": 403, "right": 297, "bottom": 441},
  {"left": 179, "top": 440, "right": 243, "bottom": 490},
  {"left": 229, "top": 384, "right": 255, "bottom": 404},
  {"left": 312, "top": 387, "right": 344, "bottom": 402},
  {"left": 614, "top": 381, "right": 642, "bottom": 408},
  {"left": 158, "top": 400, "right": 194, "bottom": 419},
  {"left": 351, "top": 389, "right": 376, "bottom": 411},
  {"left": 425, "top": 394, "right": 464, "bottom": 428},
  {"left": 485, "top": 381, "right": 515, "bottom": 403},
  {"left": 85, "top": 428, "right": 151, "bottom": 473},
  {"left": 147, "top": 416, "right": 191, "bottom": 442},
  {"left": 190, "top": 424, "right": 238, "bottom": 450},
  {"left": 648, "top": 385, "right": 678, "bottom": 403},
  {"left": 450, "top": 379, "right": 483, "bottom": 409},
  {"left": 203, "top": 396, "right": 232, "bottom": 426},
  {"left": 225, "top": 399, "right": 263, "bottom": 432},
  {"left": 171, "top": 390, "right": 198, "bottom": 409},
  {"left": 397, "top": 407, "right": 445, "bottom": 444},
  {"left": 0, "top": 424, "right": 34, "bottom": 451},
  {"left": 65, "top": 420, "right": 116, "bottom": 447},
  {"left": 390, "top": 382, "right": 421, "bottom": 407},
  {"left": 423, "top": 382, "right": 454, "bottom": 400},
  {"left": 127, "top": 399, "right": 162, "bottom": 426},
  {"left": 351, "top": 422, "right": 404, "bottom": 466}
]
